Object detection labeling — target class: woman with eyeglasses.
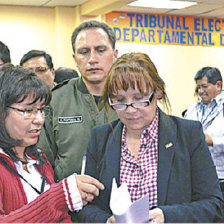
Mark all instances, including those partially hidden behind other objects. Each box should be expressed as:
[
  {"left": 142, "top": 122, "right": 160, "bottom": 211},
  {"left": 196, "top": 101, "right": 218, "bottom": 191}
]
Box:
[
  {"left": 77, "top": 52, "right": 224, "bottom": 223},
  {"left": 0, "top": 66, "right": 104, "bottom": 222}
]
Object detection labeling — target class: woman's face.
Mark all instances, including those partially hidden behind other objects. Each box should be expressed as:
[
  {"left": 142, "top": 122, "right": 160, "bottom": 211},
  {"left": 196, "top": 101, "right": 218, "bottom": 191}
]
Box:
[
  {"left": 5, "top": 94, "right": 45, "bottom": 148},
  {"left": 111, "top": 87, "right": 158, "bottom": 133}
]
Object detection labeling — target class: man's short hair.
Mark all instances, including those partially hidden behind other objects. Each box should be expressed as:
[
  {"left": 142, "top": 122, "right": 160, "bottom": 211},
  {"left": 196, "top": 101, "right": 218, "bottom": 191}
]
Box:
[
  {"left": 0, "top": 41, "right": 11, "bottom": 64},
  {"left": 54, "top": 67, "right": 79, "bottom": 83},
  {"left": 20, "top": 50, "right": 54, "bottom": 69},
  {"left": 71, "top": 20, "right": 116, "bottom": 53},
  {"left": 195, "top": 67, "right": 223, "bottom": 87}
]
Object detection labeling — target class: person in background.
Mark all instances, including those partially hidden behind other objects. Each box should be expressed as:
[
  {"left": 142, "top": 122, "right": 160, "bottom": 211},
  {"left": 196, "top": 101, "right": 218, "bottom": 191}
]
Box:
[
  {"left": 185, "top": 66, "right": 224, "bottom": 194},
  {"left": 54, "top": 67, "right": 79, "bottom": 84},
  {"left": 0, "top": 41, "right": 11, "bottom": 66},
  {"left": 20, "top": 50, "right": 56, "bottom": 163},
  {"left": 0, "top": 66, "right": 104, "bottom": 223},
  {"left": 77, "top": 53, "right": 224, "bottom": 223},
  {"left": 38, "top": 20, "right": 118, "bottom": 182},
  {"left": 20, "top": 50, "right": 55, "bottom": 89}
]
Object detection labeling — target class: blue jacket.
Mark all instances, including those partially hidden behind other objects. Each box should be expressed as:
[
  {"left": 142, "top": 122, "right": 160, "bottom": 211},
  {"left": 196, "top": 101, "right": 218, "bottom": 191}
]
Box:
[{"left": 77, "top": 109, "right": 224, "bottom": 223}]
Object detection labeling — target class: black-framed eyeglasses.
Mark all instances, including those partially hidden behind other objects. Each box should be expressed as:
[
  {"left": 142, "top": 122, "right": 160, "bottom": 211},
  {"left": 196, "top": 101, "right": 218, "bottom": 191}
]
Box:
[
  {"left": 7, "top": 106, "right": 50, "bottom": 119},
  {"left": 109, "top": 91, "right": 154, "bottom": 111}
]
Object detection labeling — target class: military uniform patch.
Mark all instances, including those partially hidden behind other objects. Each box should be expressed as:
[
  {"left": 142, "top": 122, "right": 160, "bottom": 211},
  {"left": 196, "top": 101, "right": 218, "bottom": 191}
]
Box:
[{"left": 58, "top": 116, "right": 82, "bottom": 123}]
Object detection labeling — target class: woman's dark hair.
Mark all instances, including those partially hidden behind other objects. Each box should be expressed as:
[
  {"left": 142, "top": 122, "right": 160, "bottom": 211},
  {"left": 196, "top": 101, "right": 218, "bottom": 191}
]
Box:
[{"left": 0, "top": 66, "right": 51, "bottom": 165}]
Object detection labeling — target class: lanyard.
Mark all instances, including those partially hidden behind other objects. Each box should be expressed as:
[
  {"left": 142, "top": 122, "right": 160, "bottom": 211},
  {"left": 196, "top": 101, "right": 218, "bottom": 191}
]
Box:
[
  {"left": 200, "top": 103, "right": 217, "bottom": 125},
  {"left": 0, "top": 157, "right": 46, "bottom": 195}
]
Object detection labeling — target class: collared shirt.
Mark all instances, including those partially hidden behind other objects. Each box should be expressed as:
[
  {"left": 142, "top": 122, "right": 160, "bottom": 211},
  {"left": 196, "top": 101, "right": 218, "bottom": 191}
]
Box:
[
  {"left": 14, "top": 158, "right": 50, "bottom": 203},
  {"left": 120, "top": 110, "right": 159, "bottom": 208},
  {"left": 185, "top": 90, "right": 224, "bottom": 178},
  {"left": 0, "top": 148, "right": 50, "bottom": 203},
  {"left": 197, "top": 97, "right": 218, "bottom": 126}
]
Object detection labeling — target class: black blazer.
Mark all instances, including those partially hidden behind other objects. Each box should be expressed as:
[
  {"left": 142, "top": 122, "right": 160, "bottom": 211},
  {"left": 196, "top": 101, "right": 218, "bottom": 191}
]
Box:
[{"left": 77, "top": 109, "right": 224, "bottom": 223}]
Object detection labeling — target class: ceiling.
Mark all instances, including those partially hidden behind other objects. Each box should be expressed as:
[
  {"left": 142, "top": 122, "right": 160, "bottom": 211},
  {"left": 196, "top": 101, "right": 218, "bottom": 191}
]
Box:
[
  {"left": 119, "top": 0, "right": 224, "bottom": 18},
  {"left": 0, "top": 0, "right": 88, "bottom": 7},
  {"left": 0, "top": 0, "right": 224, "bottom": 18}
]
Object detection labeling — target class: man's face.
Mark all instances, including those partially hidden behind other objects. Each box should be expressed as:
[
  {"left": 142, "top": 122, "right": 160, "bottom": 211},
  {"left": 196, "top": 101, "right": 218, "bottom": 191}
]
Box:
[
  {"left": 73, "top": 28, "right": 118, "bottom": 86},
  {"left": 22, "top": 56, "right": 55, "bottom": 90},
  {"left": 196, "top": 76, "right": 222, "bottom": 105}
]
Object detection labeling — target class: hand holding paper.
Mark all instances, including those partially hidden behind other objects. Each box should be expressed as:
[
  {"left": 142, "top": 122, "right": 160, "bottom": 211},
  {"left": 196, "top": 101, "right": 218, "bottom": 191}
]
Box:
[{"left": 110, "top": 178, "right": 149, "bottom": 223}]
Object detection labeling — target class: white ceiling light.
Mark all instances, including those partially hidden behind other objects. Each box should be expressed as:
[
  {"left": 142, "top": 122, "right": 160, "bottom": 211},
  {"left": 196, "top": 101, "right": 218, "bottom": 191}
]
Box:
[{"left": 128, "top": 0, "right": 197, "bottom": 9}]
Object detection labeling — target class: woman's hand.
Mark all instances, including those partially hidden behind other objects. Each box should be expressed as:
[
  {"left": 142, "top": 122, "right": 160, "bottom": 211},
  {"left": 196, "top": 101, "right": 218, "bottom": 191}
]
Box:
[
  {"left": 106, "top": 215, "right": 116, "bottom": 223},
  {"left": 149, "top": 208, "right": 164, "bottom": 224},
  {"left": 75, "top": 175, "right": 104, "bottom": 205}
]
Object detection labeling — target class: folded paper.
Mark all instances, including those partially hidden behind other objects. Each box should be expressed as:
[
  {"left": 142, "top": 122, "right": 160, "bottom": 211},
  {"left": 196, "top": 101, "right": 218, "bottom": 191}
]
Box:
[{"left": 110, "top": 178, "right": 149, "bottom": 223}]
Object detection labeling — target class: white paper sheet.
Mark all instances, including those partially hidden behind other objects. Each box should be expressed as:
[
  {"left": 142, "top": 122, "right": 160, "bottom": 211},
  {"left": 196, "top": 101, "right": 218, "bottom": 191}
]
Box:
[{"left": 110, "top": 178, "right": 149, "bottom": 223}]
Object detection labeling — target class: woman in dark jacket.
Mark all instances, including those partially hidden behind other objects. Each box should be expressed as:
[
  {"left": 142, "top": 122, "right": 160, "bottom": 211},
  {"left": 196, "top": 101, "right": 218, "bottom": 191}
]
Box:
[{"left": 78, "top": 52, "right": 224, "bottom": 223}]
